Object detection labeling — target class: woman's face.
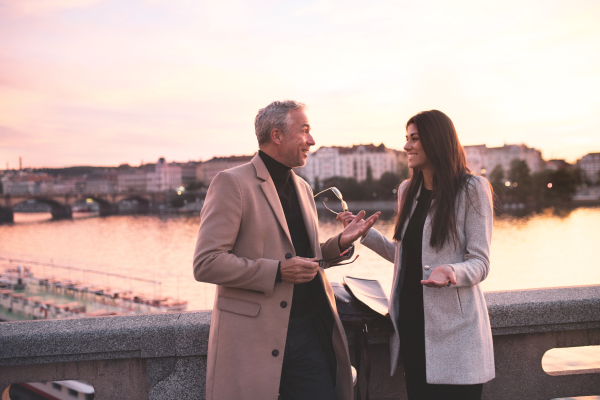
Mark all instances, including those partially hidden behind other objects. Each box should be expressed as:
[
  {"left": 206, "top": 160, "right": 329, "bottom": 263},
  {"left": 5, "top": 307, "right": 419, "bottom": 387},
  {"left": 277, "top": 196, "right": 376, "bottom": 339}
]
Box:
[{"left": 404, "top": 123, "right": 433, "bottom": 172}]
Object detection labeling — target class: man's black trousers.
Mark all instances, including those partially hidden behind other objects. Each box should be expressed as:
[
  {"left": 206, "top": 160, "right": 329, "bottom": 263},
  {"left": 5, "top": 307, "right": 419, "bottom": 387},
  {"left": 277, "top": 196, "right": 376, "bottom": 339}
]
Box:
[{"left": 279, "top": 315, "right": 337, "bottom": 400}]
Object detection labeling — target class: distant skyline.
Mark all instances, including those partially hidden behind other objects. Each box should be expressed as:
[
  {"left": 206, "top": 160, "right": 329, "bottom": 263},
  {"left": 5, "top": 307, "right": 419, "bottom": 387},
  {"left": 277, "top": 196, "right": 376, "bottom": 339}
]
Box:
[
  {"left": 4, "top": 140, "right": 592, "bottom": 171},
  {"left": 2, "top": 0, "right": 600, "bottom": 168}
]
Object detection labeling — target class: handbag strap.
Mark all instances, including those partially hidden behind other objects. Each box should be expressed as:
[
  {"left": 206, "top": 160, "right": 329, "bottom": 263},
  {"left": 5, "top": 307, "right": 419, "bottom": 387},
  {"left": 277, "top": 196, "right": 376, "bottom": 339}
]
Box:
[
  {"left": 354, "top": 321, "right": 372, "bottom": 400},
  {"left": 355, "top": 327, "right": 362, "bottom": 400},
  {"left": 362, "top": 323, "right": 372, "bottom": 400}
]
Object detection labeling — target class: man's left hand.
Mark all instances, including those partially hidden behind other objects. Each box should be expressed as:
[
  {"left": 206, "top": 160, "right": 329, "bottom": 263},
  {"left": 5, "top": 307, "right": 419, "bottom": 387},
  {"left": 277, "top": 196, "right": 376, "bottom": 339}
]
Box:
[{"left": 339, "top": 210, "right": 380, "bottom": 249}]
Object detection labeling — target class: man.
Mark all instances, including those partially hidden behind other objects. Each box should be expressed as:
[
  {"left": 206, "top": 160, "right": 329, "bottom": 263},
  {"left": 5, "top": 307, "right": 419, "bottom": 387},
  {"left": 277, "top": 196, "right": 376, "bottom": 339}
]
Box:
[{"left": 193, "top": 100, "right": 379, "bottom": 400}]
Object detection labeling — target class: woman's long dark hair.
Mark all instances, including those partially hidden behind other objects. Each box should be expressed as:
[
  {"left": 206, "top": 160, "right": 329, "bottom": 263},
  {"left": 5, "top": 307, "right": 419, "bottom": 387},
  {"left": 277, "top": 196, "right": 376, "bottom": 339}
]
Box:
[{"left": 393, "top": 110, "right": 471, "bottom": 249}]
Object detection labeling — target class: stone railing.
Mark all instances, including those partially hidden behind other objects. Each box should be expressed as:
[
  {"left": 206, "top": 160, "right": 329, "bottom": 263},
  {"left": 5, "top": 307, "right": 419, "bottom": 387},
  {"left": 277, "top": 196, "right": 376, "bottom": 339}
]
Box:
[{"left": 1, "top": 286, "right": 599, "bottom": 400}]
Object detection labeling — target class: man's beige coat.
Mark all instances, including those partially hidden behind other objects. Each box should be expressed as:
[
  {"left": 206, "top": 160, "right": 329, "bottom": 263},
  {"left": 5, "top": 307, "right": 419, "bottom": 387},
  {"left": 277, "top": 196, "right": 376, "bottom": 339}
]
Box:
[{"left": 193, "top": 155, "right": 353, "bottom": 400}]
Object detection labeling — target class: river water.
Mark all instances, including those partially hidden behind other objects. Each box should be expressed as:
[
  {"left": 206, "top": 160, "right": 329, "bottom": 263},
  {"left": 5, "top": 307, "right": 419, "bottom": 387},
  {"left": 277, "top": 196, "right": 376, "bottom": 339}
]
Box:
[
  {"left": 1, "top": 207, "right": 600, "bottom": 376},
  {"left": 2, "top": 207, "right": 599, "bottom": 311}
]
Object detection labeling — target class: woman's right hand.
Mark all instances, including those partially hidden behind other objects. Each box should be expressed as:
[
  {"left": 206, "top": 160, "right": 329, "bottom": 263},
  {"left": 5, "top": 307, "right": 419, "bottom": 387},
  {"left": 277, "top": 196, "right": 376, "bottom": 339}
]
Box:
[{"left": 336, "top": 211, "right": 356, "bottom": 228}]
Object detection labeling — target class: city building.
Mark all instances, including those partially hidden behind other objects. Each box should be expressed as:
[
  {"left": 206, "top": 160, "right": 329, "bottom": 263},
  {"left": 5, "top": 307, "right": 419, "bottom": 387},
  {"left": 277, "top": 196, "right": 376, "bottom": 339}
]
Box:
[
  {"left": 173, "top": 161, "right": 200, "bottom": 185},
  {"left": 146, "top": 158, "right": 182, "bottom": 192},
  {"left": 464, "top": 144, "right": 545, "bottom": 177},
  {"left": 296, "top": 144, "right": 401, "bottom": 187},
  {"left": 577, "top": 152, "right": 600, "bottom": 184},
  {"left": 118, "top": 171, "right": 147, "bottom": 192},
  {"left": 196, "top": 155, "right": 255, "bottom": 185},
  {"left": 546, "top": 159, "right": 571, "bottom": 171},
  {"left": 1, "top": 173, "right": 11, "bottom": 194},
  {"left": 1, "top": 174, "right": 53, "bottom": 195},
  {"left": 85, "top": 172, "right": 118, "bottom": 194},
  {"left": 42, "top": 177, "right": 85, "bottom": 195},
  {"left": 463, "top": 145, "right": 488, "bottom": 176}
]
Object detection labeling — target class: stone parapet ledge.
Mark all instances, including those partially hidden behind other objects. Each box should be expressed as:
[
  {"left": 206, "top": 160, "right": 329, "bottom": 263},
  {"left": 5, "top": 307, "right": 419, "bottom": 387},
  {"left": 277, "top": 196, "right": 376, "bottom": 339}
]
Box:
[
  {"left": 0, "top": 311, "right": 211, "bottom": 366},
  {"left": 0, "top": 311, "right": 211, "bottom": 400},
  {"left": 0, "top": 285, "right": 599, "bottom": 400},
  {"left": 344, "top": 285, "right": 600, "bottom": 345},
  {"left": 485, "top": 285, "right": 600, "bottom": 335}
]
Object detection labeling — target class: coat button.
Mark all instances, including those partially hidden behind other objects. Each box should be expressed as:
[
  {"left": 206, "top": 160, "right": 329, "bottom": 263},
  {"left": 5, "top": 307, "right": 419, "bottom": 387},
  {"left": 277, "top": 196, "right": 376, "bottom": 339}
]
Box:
[
  {"left": 272, "top": 349, "right": 279, "bottom": 357},
  {"left": 285, "top": 253, "right": 292, "bottom": 260},
  {"left": 280, "top": 301, "right": 287, "bottom": 308},
  {"left": 424, "top": 265, "right": 430, "bottom": 270}
]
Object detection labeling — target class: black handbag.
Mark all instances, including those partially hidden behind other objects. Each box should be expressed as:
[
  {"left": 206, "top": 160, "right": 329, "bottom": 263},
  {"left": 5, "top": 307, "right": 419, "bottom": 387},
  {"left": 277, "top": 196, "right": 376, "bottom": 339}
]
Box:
[{"left": 332, "top": 277, "right": 393, "bottom": 400}]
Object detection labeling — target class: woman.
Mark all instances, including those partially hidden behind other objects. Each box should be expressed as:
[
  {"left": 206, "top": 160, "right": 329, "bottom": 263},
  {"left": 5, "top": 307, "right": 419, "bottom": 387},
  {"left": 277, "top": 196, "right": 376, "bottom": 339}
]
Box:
[{"left": 338, "top": 110, "right": 495, "bottom": 400}]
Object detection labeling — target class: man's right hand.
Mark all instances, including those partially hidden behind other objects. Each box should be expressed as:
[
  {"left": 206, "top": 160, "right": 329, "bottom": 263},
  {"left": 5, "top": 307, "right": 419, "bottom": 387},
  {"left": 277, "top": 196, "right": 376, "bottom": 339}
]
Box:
[{"left": 280, "top": 257, "right": 319, "bottom": 284}]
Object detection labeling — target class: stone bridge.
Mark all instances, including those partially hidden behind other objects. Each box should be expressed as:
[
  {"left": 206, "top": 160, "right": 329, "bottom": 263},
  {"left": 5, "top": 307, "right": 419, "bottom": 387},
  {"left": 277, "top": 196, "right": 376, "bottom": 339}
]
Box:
[
  {"left": 0, "top": 192, "right": 168, "bottom": 222},
  {"left": 0, "top": 285, "right": 599, "bottom": 399}
]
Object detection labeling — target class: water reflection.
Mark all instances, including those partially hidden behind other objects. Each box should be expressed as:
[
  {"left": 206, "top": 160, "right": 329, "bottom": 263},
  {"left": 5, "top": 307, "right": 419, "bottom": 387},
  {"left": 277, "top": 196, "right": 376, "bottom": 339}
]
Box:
[
  {"left": 12, "top": 212, "right": 54, "bottom": 224},
  {"left": 321, "top": 206, "right": 599, "bottom": 294},
  {"left": 0, "top": 207, "right": 599, "bottom": 312},
  {"left": 496, "top": 205, "right": 579, "bottom": 221},
  {"left": 2, "top": 206, "right": 598, "bottom": 378}
]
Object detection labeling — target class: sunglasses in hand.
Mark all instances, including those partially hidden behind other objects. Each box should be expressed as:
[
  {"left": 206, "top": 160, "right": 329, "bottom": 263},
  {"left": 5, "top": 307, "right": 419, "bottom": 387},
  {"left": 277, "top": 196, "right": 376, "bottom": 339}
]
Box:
[
  {"left": 313, "top": 187, "right": 349, "bottom": 215},
  {"left": 315, "top": 249, "right": 360, "bottom": 268}
]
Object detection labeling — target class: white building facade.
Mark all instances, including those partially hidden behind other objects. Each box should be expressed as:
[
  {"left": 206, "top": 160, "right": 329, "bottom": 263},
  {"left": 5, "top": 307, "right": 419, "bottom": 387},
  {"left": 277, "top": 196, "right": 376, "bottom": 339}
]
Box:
[
  {"left": 297, "top": 144, "right": 400, "bottom": 187},
  {"left": 146, "top": 158, "right": 182, "bottom": 192},
  {"left": 464, "top": 144, "right": 545, "bottom": 177},
  {"left": 118, "top": 171, "right": 147, "bottom": 192},
  {"left": 578, "top": 152, "right": 600, "bottom": 184},
  {"left": 117, "top": 158, "right": 182, "bottom": 193}
]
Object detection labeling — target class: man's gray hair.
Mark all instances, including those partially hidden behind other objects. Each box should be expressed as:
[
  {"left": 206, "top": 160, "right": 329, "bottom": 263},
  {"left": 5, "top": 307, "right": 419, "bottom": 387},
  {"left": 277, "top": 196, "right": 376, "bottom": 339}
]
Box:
[{"left": 254, "top": 100, "right": 306, "bottom": 146}]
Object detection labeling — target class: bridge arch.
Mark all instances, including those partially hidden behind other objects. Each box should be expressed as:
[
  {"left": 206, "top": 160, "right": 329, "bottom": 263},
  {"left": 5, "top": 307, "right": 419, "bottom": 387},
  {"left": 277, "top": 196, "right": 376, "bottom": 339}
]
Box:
[
  {"left": 12, "top": 197, "right": 73, "bottom": 220},
  {"left": 78, "top": 196, "right": 118, "bottom": 216},
  {"left": 116, "top": 195, "right": 151, "bottom": 214}
]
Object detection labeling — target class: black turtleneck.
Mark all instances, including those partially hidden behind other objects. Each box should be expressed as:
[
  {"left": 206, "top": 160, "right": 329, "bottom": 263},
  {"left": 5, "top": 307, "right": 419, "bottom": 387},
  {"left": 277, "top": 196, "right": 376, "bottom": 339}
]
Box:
[
  {"left": 259, "top": 150, "right": 314, "bottom": 318},
  {"left": 259, "top": 151, "right": 314, "bottom": 261}
]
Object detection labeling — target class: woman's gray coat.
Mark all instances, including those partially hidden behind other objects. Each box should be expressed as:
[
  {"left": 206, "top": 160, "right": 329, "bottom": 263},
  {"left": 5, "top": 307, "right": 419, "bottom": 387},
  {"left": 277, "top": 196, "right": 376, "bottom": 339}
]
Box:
[{"left": 361, "top": 175, "right": 495, "bottom": 384}]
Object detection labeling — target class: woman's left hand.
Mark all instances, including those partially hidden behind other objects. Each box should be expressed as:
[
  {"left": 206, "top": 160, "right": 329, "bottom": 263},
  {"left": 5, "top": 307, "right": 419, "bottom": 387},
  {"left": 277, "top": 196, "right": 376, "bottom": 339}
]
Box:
[{"left": 421, "top": 265, "right": 457, "bottom": 288}]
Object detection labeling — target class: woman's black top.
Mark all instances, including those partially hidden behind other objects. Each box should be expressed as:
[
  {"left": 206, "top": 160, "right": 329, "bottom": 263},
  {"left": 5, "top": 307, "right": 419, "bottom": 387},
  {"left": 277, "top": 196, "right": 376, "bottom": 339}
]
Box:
[{"left": 398, "top": 186, "right": 432, "bottom": 337}]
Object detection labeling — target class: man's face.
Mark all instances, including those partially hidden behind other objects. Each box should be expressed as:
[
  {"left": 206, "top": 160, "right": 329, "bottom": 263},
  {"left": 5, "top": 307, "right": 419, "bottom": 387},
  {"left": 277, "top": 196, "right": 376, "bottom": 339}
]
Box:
[{"left": 280, "top": 109, "right": 315, "bottom": 168}]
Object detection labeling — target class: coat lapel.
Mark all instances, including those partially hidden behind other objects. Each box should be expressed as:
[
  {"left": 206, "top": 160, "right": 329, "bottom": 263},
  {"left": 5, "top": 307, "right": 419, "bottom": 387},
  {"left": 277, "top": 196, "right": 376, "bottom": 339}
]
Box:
[
  {"left": 252, "top": 155, "right": 293, "bottom": 247},
  {"left": 290, "top": 172, "right": 320, "bottom": 258}
]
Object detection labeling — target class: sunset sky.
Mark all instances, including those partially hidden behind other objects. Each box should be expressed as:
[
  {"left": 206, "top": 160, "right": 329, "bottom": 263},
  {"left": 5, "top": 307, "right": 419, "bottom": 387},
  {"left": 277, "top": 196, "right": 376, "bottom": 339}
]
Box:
[{"left": 1, "top": 0, "right": 599, "bottom": 168}]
